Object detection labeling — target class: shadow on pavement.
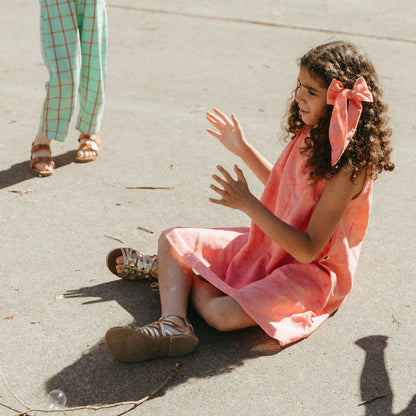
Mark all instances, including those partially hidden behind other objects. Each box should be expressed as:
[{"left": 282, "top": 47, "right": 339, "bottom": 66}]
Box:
[
  {"left": 356, "top": 336, "right": 416, "bottom": 416},
  {"left": 46, "top": 280, "right": 282, "bottom": 406},
  {"left": 0, "top": 150, "right": 77, "bottom": 189}
]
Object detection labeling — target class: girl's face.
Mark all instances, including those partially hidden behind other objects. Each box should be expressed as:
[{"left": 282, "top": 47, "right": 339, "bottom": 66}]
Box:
[{"left": 295, "top": 66, "right": 328, "bottom": 126}]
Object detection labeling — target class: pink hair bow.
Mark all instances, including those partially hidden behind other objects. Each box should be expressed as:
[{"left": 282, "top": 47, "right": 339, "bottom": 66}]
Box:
[{"left": 327, "top": 76, "right": 373, "bottom": 166}]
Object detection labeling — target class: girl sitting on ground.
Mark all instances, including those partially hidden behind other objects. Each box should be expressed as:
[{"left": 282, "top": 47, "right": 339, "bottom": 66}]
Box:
[{"left": 104, "top": 40, "right": 394, "bottom": 362}]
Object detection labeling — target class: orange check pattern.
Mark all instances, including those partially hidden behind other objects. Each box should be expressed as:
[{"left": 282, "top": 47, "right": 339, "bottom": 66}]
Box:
[{"left": 39, "top": 0, "right": 107, "bottom": 141}]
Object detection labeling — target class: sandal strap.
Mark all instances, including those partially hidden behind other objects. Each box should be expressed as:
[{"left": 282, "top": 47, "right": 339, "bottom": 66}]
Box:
[
  {"left": 31, "top": 143, "right": 51, "bottom": 153},
  {"left": 120, "top": 248, "right": 158, "bottom": 280},
  {"left": 30, "top": 142, "right": 54, "bottom": 167},
  {"left": 31, "top": 155, "right": 54, "bottom": 165},
  {"left": 139, "top": 315, "right": 192, "bottom": 337},
  {"left": 78, "top": 139, "right": 100, "bottom": 152},
  {"left": 78, "top": 133, "right": 99, "bottom": 142}
]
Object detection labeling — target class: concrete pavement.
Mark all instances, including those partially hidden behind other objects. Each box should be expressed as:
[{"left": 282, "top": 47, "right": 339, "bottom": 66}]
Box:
[{"left": 0, "top": 1, "right": 415, "bottom": 415}]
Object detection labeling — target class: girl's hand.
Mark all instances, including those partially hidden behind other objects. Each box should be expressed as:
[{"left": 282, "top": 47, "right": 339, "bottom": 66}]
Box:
[
  {"left": 209, "top": 165, "right": 256, "bottom": 212},
  {"left": 206, "top": 108, "right": 247, "bottom": 157}
]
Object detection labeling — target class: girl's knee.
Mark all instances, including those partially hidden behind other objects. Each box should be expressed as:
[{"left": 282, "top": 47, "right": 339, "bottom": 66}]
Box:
[
  {"left": 200, "top": 296, "right": 256, "bottom": 332},
  {"left": 157, "top": 232, "right": 189, "bottom": 268},
  {"left": 157, "top": 233, "right": 170, "bottom": 253},
  {"left": 202, "top": 299, "right": 235, "bottom": 332}
]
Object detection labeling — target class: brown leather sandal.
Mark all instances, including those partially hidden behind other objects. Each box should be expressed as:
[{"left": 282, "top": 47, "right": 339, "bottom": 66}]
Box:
[
  {"left": 105, "top": 315, "right": 199, "bottom": 362},
  {"left": 30, "top": 142, "right": 55, "bottom": 177},
  {"left": 75, "top": 133, "right": 101, "bottom": 162},
  {"left": 106, "top": 247, "right": 159, "bottom": 280}
]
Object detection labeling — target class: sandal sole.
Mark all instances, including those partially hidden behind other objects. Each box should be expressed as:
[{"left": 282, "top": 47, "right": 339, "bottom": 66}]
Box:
[
  {"left": 30, "top": 166, "right": 54, "bottom": 177},
  {"left": 105, "top": 327, "right": 198, "bottom": 362},
  {"left": 75, "top": 155, "right": 99, "bottom": 163}
]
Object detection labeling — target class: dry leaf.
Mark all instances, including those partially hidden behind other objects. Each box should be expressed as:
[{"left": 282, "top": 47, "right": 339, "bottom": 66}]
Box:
[
  {"left": 8, "top": 189, "right": 33, "bottom": 196},
  {"left": 3, "top": 315, "right": 15, "bottom": 320}
]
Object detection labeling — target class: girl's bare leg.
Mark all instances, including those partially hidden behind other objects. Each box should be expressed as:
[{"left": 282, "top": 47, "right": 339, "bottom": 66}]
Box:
[
  {"left": 156, "top": 233, "right": 195, "bottom": 326},
  {"left": 114, "top": 234, "right": 194, "bottom": 324},
  {"left": 191, "top": 276, "right": 257, "bottom": 331}
]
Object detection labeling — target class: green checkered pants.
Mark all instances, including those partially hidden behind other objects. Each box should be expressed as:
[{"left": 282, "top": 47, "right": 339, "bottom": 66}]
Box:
[{"left": 39, "top": 0, "right": 107, "bottom": 141}]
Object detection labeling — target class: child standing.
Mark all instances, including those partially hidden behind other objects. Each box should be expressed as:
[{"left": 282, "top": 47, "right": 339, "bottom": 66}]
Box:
[
  {"left": 104, "top": 41, "right": 394, "bottom": 362},
  {"left": 30, "top": 0, "right": 107, "bottom": 176}
]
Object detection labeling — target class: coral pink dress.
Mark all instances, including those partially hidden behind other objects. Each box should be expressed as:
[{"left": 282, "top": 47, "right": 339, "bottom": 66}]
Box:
[{"left": 163, "top": 128, "right": 373, "bottom": 346}]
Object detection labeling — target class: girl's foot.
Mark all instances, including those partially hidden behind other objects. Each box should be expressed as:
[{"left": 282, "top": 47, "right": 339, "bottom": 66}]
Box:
[
  {"left": 75, "top": 133, "right": 101, "bottom": 162},
  {"left": 105, "top": 315, "right": 198, "bottom": 362},
  {"left": 30, "top": 133, "right": 55, "bottom": 177},
  {"left": 106, "top": 248, "right": 159, "bottom": 280}
]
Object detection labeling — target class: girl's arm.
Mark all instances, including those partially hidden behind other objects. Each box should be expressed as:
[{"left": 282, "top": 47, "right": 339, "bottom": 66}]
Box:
[
  {"left": 210, "top": 164, "right": 366, "bottom": 264},
  {"left": 206, "top": 108, "right": 273, "bottom": 185}
]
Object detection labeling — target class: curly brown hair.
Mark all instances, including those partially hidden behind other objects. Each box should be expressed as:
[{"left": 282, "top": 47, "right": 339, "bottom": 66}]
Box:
[{"left": 283, "top": 40, "right": 394, "bottom": 181}]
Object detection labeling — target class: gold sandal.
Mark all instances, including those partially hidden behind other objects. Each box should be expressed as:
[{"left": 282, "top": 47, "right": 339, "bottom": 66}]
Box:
[
  {"left": 106, "top": 247, "right": 159, "bottom": 280},
  {"left": 30, "top": 142, "right": 55, "bottom": 177},
  {"left": 105, "top": 315, "right": 199, "bottom": 362},
  {"left": 75, "top": 133, "right": 101, "bottom": 162}
]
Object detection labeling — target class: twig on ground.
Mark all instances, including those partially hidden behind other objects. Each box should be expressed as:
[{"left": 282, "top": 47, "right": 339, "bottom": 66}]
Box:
[
  {"left": 189, "top": 107, "right": 206, "bottom": 113},
  {"left": 0, "top": 364, "right": 31, "bottom": 411},
  {"left": 0, "top": 362, "right": 182, "bottom": 415},
  {"left": 358, "top": 393, "right": 387, "bottom": 406},
  {"left": 137, "top": 226, "right": 154, "bottom": 234},
  {"left": 104, "top": 235, "right": 124, "bottom": 244},
  {"left": 392, "top": 313, "right": 402, "bottom": 326},
  {"left": 125, "top": 186, "right": 174, "bottom": 190}
]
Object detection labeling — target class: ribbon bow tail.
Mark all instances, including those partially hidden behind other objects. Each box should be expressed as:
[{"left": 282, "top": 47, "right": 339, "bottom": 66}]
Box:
[
  {"left": 327, "top": 77, "right": 373, "bottom": 166},
  {"left": 328, "top": 90, "right": 349, "bottom": 165}
]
